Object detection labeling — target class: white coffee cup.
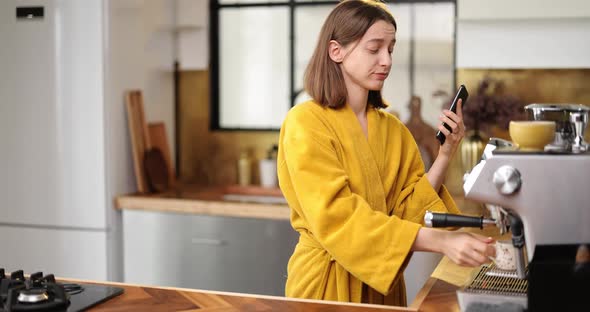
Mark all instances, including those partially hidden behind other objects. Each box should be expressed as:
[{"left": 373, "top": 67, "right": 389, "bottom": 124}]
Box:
[{"left": 491, "top": 240, "right": 517, "bottom": 270}]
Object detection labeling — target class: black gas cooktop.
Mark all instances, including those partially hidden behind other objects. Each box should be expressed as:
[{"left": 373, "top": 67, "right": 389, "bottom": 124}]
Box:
[{"left": 1, "top": 269, "right": 124, "bottom": 312}]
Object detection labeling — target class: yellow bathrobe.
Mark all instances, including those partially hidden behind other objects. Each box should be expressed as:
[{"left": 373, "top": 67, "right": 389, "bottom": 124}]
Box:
[{"left": 277, "top": 100, "right": 461, "bottom": 305}]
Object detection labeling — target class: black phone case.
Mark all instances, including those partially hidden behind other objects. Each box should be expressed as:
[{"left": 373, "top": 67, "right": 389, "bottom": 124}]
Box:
[{"left": 436, "top": 85, "right": 469, "bottom": 145}]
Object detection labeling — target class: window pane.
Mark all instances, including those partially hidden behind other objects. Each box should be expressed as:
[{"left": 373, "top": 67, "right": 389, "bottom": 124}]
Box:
[
  {"left": 413, "top": 3, "right": 455, "bottom": 127},
  {"left": 219, "top": 7, "right": 290, "bottom": 129},
  {"left": 382, "top": 4, "right": 411, "bottom": 118},
  {"left": 294, "top": 5, "right": 333, "bottom": 104},
  {"left": 383, "top": 3, "right": 455, "bottom": 126}
]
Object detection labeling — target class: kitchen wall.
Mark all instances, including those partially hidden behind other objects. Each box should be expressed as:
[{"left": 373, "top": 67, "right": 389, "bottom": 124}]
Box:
[{"left": 178, "top": 70, "right": 278, "bottom": 185}]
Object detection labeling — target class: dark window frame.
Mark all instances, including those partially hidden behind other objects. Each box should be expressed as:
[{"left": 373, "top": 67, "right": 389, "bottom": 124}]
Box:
[{"left": 209, "top": 0, "right": 457, "bottom": 131}]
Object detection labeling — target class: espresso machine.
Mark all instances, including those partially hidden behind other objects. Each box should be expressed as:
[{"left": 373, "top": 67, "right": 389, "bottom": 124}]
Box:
[{"left": 425, "top": 104, "right": 590, "bottom": 311}]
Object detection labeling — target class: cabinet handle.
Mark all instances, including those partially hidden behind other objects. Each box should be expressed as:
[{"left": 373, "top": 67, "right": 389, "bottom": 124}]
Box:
[{"left": 190, "top": 238, "right": 227, "bottom": 246}]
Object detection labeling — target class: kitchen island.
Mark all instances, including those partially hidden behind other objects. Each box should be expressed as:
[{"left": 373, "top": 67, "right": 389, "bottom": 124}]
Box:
[{"left": 115, "top": 183, "right": 484, "bottom": 309}]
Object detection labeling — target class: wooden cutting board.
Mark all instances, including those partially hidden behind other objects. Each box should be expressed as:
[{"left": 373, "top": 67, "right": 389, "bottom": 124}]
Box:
[
  {"left": 144, "top": 147, "right": 169, "bottom": 193},
  {"left": 148, "top": 122, "right": 175, "bottom": 187},
  {"left": 125, "top": 90, "right": 150, "bottom": 193}
]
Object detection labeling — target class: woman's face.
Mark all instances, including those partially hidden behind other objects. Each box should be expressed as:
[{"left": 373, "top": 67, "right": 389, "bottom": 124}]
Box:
[{"left": 339, "top": 20, "right": 396, "bottom": 92}]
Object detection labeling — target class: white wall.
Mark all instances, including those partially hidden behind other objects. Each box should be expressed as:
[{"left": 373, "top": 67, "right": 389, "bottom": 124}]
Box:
[
  {"left": 457, "top": 0, "right": 590, "bottom": 68},
  {"left": 105, "top": 0, "right": 175, "bottom": 281},
  {"left": 176, "top": 0, "right": 209, "bottom": 70}
]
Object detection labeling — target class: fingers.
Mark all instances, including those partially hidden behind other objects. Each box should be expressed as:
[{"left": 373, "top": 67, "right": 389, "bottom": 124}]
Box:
[
  {"left": 440, "top": 111, "right": 464, "bottom": 131},
  {"left": 449, "top": 234, "right": 496, "bottom": 267},
  {"left": 455, "top": 250, "right": 488, "bottom": 267},
  {"left": 487, "top": 243, "right": 497, "bottom": 258},
  {"left": 457, "top": 99, "right": 464, "bottom": 119},
  {"left": 438, "top": 110, "right": 465, "bottom": 140},
  {"left": 438, "top": 115, "right": 457, "bottom": 133},
  {"left": 471, "top": 234, "right": 495, "bottom": 244},
  {"left": 437, "top": 124, "right": 452, "bottom": 137}
]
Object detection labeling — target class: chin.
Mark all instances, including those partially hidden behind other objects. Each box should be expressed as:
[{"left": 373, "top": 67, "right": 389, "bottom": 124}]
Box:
[{"left": 366, "top": 82, "right": 385, "bottom": 91}]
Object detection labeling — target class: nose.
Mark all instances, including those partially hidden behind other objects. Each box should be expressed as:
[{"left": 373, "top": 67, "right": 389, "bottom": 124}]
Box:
[{"left": 380, "top": 50, "right": 392, "bottom": 69}]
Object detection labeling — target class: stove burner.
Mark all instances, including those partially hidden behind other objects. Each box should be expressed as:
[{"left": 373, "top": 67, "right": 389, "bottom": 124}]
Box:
[
  {"left": 17, "top": 289, "right": 49, "bottom": 304},
  {"left": 1, "top": 268, "right": 123, "bottom": 312},
  {"left": 1, "top": 270, "right": 70, "bottom": 312}
]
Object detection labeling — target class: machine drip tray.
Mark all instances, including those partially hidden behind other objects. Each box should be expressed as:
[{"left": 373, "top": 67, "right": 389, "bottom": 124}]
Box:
[{"left": 457, "top": 263, "right": 527, "bottom": 312}]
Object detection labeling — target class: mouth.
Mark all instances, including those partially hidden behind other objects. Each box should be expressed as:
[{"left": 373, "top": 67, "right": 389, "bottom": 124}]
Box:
[{"left": 374, "top": 73, "right": 388, "bottom": 81}]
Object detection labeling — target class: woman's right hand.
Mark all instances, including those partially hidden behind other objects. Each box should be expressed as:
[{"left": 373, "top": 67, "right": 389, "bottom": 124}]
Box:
[
  {"left": 438, "top": 231, "right": 496, "bottom": 267},
  {"left": 412, "top": 227, "right": 496, "bottom": 267}
]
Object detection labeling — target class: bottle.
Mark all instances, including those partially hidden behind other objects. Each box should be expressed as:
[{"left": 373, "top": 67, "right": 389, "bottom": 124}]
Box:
[
  {"left": 237, "top": 151, "right": 251, "bottom": 186},
  {"left": 259, "top": 145, "right": 278, "bottom": 188}
]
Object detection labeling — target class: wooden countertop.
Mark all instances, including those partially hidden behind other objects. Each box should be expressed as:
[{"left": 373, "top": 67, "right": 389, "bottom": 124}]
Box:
[
  {"left": 115, "top": 183, "right": 291, "bottom": 220},
  {"left": 64, "top": 279, "right": 416, "bottom": 312},
  {"left": 63, "top": 274, "right": 467, "bottom": 311},
  {"left": 410, "top": 264, "right": 466, "bottom": 312}
]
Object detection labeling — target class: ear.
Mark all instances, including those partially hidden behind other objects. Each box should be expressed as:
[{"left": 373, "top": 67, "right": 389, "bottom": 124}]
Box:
[{"left": 328, "top": 40, "right": 344, "bottom": 63}]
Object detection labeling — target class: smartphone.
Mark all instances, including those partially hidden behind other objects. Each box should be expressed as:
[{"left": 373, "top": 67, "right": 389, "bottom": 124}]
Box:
[{"left": 436, "top": 84, "right": 469, "bottom": 145}]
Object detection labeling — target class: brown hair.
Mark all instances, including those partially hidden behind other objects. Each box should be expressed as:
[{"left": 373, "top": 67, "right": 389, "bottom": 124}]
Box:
[{"left": 304, "top": 0, "right": 396, "bottom": 109}]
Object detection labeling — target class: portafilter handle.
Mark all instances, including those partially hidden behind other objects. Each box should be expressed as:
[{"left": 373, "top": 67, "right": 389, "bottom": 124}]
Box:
[{"left": 424, "top": 211, "right": 496, "bottom": 229}]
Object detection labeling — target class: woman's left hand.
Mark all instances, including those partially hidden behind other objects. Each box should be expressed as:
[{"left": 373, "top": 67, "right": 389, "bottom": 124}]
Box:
[{"left": 437, "top": 99, "right": 465, "bottom": 158}]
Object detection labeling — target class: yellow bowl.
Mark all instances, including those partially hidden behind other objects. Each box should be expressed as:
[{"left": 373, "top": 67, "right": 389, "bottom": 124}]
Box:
[{"left": 509, "top": 121, "right": 556, "bottom": 151}]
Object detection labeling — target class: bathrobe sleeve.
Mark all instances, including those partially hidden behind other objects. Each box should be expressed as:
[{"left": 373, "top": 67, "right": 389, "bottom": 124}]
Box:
[{"left": 389, "top": 126, "right": 462, "bottom": 224}]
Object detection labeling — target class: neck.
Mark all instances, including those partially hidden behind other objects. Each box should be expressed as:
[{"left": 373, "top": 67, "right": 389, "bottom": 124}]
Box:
[{"left": 346, "top": 83, "right": 369, "bottom": 117}]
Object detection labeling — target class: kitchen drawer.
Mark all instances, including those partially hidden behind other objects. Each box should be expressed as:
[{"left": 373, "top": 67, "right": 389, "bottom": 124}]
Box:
[{"left": 123, "top": 210, "right": 298, "bottom": 296}]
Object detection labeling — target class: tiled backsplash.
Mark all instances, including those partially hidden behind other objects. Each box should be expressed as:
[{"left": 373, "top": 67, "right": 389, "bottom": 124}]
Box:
[
  {"left": 457, "top": 69, "right": 590, "bottom": 114},
  {"left": 456, "top": 68, "right": 590, "bottom": 141}
]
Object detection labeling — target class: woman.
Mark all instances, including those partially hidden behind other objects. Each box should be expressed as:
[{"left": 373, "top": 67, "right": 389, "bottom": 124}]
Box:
[{"left": 277, "top": 0, "right": 495, "bottom": 306}]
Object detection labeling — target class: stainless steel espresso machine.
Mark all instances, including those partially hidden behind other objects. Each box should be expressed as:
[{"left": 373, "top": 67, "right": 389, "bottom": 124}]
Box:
[{"left": 425, "top": 104, "right": 590, "bottom": 311}]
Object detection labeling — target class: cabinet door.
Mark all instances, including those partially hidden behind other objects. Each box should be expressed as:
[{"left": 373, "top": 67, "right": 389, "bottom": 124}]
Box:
[
  {"left": 0, "top": 226, "right": 107, "bottom": 280},
  {"left": 0, "top": 0, "right": 106, "bottom": 229},
  {"left": 123, "top": 210, "right": 298, "bottom": 296}
]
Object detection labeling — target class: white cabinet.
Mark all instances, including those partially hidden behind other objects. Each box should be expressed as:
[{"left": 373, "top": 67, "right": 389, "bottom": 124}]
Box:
[
  {"left": 457, "top": 0, "right": 590, "bottom": 69},
  {"left": 0, "top": 227, "right": 107, "bottom": 280},
  {"left": 458, "top": 0, "right": 590, "bottom": 20},
  {"left": 123, "top": 210, "right": 298, "bottom": 296}
]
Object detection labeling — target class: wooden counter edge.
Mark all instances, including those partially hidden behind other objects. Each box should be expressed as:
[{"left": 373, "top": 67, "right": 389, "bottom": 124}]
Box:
[
  {"left": 409, "top": 277, "right": 438, "bottom": 309},
  {"left": 114, "top": 195, "right": 291, "bottom": 220},
  {"left": 62, "top": 277, "right": 418, "bottom": 311}
]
